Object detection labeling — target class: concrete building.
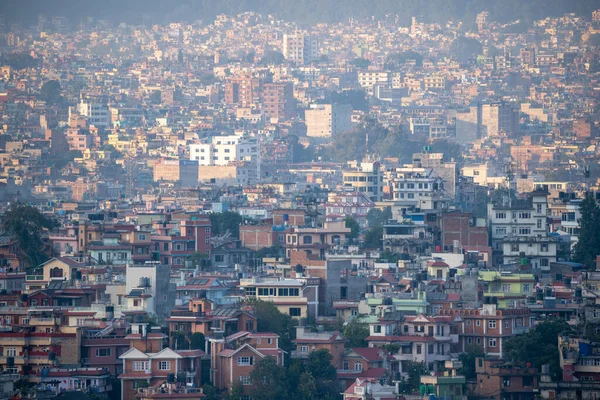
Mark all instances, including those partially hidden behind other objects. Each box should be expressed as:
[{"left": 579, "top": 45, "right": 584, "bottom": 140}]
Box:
[
  {"left": 153, "top": 159, "right": 199, "bottom": 188},
  {"left": 76, "top": 99, "right": 110, "bottom": 128},
  {"left": 283, "top": 32, "right": 319, "bottom": 65},
  {"left": 305, "top": 103, "right": 353, "bottom": 138},
  {"left": 342, "top": 161, "right": 383, "bottom": 202},
  {"left": 190, "top": 135, "right": 260, "bottom": 179},
  {"left": 481, "top": 102, "right": 518, "bottom": 138},
  {"left": 125, "top": 262, "right": 175, "bottom": 323}
]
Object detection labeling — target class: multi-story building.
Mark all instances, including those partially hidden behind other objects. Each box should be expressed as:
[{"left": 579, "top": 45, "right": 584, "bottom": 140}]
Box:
[
  {"left": 224, "top": 74, "right": 262, "bottom": 106},
  {"left": 76, "top": 99, "right": 110, "bottom": 128},
  {"left": 209, "top": 331, "right": 285, "bottom": 393},
  {"left": 282, "top": 32, "right": 319, "bottom": 65},
  {"left": 291, "top": 324, "right": 346, "bottom": 368},
  {"left": 240, "top": 277, "right": 309, "bottom": 319},
  {"left": 481, "top": 102, "right": 518, "bottom": 138},
  {"left": 488, "top": 190, "right": 557, "bottom": 267},
  {"left": 125, "top": 262, "right": 175, "bottom": 323},
  {"left": 474, "top": 357, "right": 538, "bottom": 400},
  {"left": 358, "top": 71, "right": 391, "bottom": 94},
  {"left": 342, "top": 161, "right": 383, "bottom": 202},
  {"left": 387, "top": 166, "right": 449, "bottom": 210},
  {"left": 153, "top": 159, "right": 199, "bottom": 188},
  {"left": 285, "top": 221, "right": 351, "bottom": 259},
  {"left": 305, "top": 103, "right": 353, "bottom": 138},
  {"left": 439, "top": 304, "right": 532, "bottom": 358},
  {"left": 261, "top": 82, "right": 294, "bottom": 120},
  {"left": 478, "top": 271, "right": 536, "bottom": 309},
  {"left": 189, "top": 134, "right": 260, "bottom": 178}
]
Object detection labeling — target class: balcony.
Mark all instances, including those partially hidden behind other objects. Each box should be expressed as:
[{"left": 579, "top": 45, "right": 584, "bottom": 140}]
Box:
[
  {"left": 512, "top": 326, "right": 529, "bottom": 335},
  {"left": 30, "top": 317, "right": 59, "bottom": 326},
  {"left": 290, "top": 350, "right": 310, "bottom": 359},
  {"left": 26, "top": 275, "right": 44, "bottom": 281},
  {"left": 185, "top": 369, "right": 197, "bottom": 378}
]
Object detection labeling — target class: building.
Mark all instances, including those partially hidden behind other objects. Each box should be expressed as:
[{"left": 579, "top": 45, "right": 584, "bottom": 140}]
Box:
[
  {"left": 240, "top": 277, "right": 308, "bottom": 319},
  {"left": 190, "top": 134, "right": 260, "bottom": 179},
  {"left": 283, "top": 32, "right": 319, "bottom": 65},
  {"left": 153, "top": 159, "right": 199, "bottom": 188},
  {"left": 305, "top": 103, "right": 353, "bottom": 138},
  {"left": 291, "top": 324, "right": 346, "bottom": 369},
  {"left": 474, "top": 357, "right": 538, "bottom": 400},
  {"left": 342, "top": 161, "right": 383, "bottom": 202},
  {"left": 439, "top": 304, "right": 532, "bottom": 358},
  {"left": 488, "top": 190, "right": 556, "bottom": 268},
  {"left": 481, "top": 102, "right": 518, "bottom": 138},
  {"left": 125, "top": 263, "right": 175, "bottom": 323},
  {"left": 261, "top": 82, "right": 294, "bottom": 120},
  {"left": 76, "top": 99, "right": 110, "bottom": 128}
]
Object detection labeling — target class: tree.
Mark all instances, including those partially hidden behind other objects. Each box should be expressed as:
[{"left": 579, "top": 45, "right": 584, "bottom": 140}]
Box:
[
  {"left": 367, "top": 207, "right": 392, "bottom": 229},
  {"left": 363, "top": 226, "right": 383, "bottom": 249},
  {"left": 243, "top": 298, "right": 297, "bottom": 352},
  {"left": 296, "top": 372, "right": 318, "bottom": 400},
  {"left": 178, "top": 49, "right": 184, "bottom": 64},
  {"left": 249, "top": 356, "right": 288, "bottom": 400},
  {"left": 259, "top": 50, "right": 285, "bottom": 65},
  {"left": 255, "top": 245, "right": 284, "bottom": 259},
  {"left": 210, "top": 211, "right": 243, "bottom": 238},
  {"left": 504, "top": 319, "right": 572, "bottom": 380},
  {"left": 344, "top": 216, "right": 360, "bottom": 240},
  {"left": 2, "top": 203, "right": 59, "bottom": 268},
  {"left": 227, "top": 381, "right": 245, "bottom": 400},
  {"left": 458, "top": 344, "right": 485, "bottom": 380},
  {"left": 188, "top": 251, "right": 210, "bottom": 270},
  {"left": 349, "top": 57, "right": 371, "bottom": 68},
  {"left": 343, "top": 316, "right": 370, "bottom": 348},
  {"left": 39, "top": 80, "right": 63, "bottom": 105},
  {"left": 190, "top": 332, "right": 205, "bottom": 351},
  {"left": 201, "top": 384, "right": 221, "bottom": 400},
  {"left": 150, "top": 90, "right": 162, "bottom": 104},
  {"left": 172, "top": 331, "right": 189, "bottom": 350},
  {"left": 572, "top": 193, "right": 600, "bottom": 269},
  {"left": 307, "top": 349, "right": 338, "bottom": 399},
  {"left": 398, "top": 361, "right": 427, "bottom": 393}
]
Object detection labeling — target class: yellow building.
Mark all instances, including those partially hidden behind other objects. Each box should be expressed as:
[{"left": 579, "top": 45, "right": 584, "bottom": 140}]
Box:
[{"left": 478, "top": 271, "right": 535, "bottom": 309}]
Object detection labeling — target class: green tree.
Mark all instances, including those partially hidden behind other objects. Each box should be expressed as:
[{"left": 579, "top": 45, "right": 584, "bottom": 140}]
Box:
[
  {"left": 572, "top": 193, "right": 600, "bottom": 269},
  {"left": 201, "top": 383, "right": 221, "bottom": 400},
  {"left": 458, "top": 344, "right": 485, "bottom": 380},
  {"left": 367, "top": 207, "right": 392, "bottom": 229},
  {"left": 259, "top": 50, "right": 285, "bottom": 65},
  {"left": 349, "top": 57, "right": 371, "bottom": 68},
  {"left": 188, "top": 251, "right": 210, "bottom": 270},
  {"left": 243, "top": 298, "right": 297, "bottom": 352},
  {"left": 344, "top": 216, "right": 360, "bottom": 240},
  {"left": 307, "top": 349, "right": 338, "bottom": 399},
  {"left": 150, "top": 90, "right": 162, "bottom": 104},
  {"left": 363, "top": 226, "right": 383, "bottom": 249},
  {"left": 227, "top": 381, "right": 245, "bottom": 400},
  {"left": 210, "top": 211, "right": 243, "bottom": 238},
  {"left": 343, "top": 316, "right": 370, "bottom": 348},
  {"left": 398, "top": 361, "right": 427, "bottom": 393},
  {"left": 2, "top": 203, "right": 59, "bottom": 268},
  {"left": 190, "top": 332, "right": 205, "bottom": 351},
  {"left": 504, "top": 319, "right": 571, "bottom": 380},
  {"left": 296, "top": 372, "right": 318, "bottom": 400},
  {"left": 172, "top": 331, "right": 189, "bottom": 350},
  {"left": 178, "top": 49, "right": 184, "bottom": 64},
  {"left": 39, "top": 80, "right": 63, "bottom": 105},
  {"left": 249, "top": 356, "right": 288, "bottom": 400}
]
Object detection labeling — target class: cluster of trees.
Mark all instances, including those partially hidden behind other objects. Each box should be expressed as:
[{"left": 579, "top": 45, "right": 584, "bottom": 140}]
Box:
[
  {"left": 364, "top": 207, "right": 392, "bottom": 249},
  {"left": 0, "top": 52, "right": 38, "bottom": 70},
  {"left": 2, "top": 203, "right": 59, "bottom": 268},
  {"left": 10, "top": 0, "right": 598, "bottom": 27},
  {"left": 321, "top": 118, "right": 462, "bottom": 164},
  {"left": 572, "top": 192, "right": 600, "bottom": 269},
  {"left": 209, "top": 211, "right": 244, "bottom": 238}
]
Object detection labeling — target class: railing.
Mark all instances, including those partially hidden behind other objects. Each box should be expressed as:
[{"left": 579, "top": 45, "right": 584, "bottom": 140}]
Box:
[
  {"left": 26, "top": 275, "right": 44, "bottom": 281},
  {"left": 290, "top": 350, "right": 310, "bottom": 358}
]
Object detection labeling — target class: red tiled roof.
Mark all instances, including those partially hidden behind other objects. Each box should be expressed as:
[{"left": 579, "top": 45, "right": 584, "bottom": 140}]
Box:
[
  {"left": 366, "top": 335, "right": 437, "bottom": 342},
  {"left": 351, "top": 347, "right": 388, "bottom": 361}
]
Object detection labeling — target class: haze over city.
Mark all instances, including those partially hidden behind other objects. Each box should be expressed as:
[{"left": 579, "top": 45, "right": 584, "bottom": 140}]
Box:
[{"left": 0, "top": 1, "right": 599, "bottom": 400}]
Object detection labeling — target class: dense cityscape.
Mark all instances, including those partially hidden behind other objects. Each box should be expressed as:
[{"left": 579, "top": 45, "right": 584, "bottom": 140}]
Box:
[{"left": 0, "top": 2, "right": 600, "bottom": 399}]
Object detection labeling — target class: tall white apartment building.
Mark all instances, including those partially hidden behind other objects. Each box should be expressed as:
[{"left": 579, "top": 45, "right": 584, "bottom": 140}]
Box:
[
  {"left": 283, "top": 32, "right": 319, "bottom": 65},
  {"left": 358, "top": 71, "right": 391, "bottom": 94},
  {"left": 305, "top": 104, "right": 353, "bottom": 138},
  {"left": 488, "top": 190, "right": 557, "bottom": 268},
  {"left": 189, "top": 134, "right": 260, "bottom": 176},
  {"left": 76, "top": 99, "right": 110, "bottom": 128}
]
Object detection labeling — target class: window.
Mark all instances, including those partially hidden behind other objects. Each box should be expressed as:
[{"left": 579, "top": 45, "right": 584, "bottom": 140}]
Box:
[
  {"left": 5, "top": 348, "right": 16, "bottom": 357},
  {"left": 138, "top": 234, "right": 146, "bottom": 241},
  {"left": 537, "top": 219, "right": 543, "bottom": 229},
  {"left": 158, "top": 361, "right": 170, "bottom": 370},
  {"left": 289, "top": 308, "right": 301, "bottom": 317},
  {"left": 476, "top": 338, "right": 481, "bottom": 345},
  {"left": 523, "top": 284, "right": 530, "bottom": 293},
  {"left": 302, "top": 236, "right": 312, "bottom": 245},
  {"left": 541, "top": 243, "right": 549, "bottom": 252},
  {"left": 132, "top": 361, "right": 149, "bottom": 371},
  {"left": 489, "top": 338, "right": 497, "bottom": 347},
  {"left": 540, "top": 259, "right": 549, "bottom": 267},
  {"left": 343, "top": 361, "right": 349, "bottom": 370},
  {"left": 416, "top": 345, "right": 422, "bottom": 355},
  {"left": 519, "top": 227, "right": 531, "bottom": 235},
  {"left": 489, "top": 320, "right": 497, "bottom": 329},
  {"left": 374, "top": 325, "right": 382, "bottom": 333},
  {"left": 96, "top": 348, "right": 111, "bottom": 357},
  {"left": 496, "top": 212, "right": 506, "bottom": 219},
  {"left": 495, "top": 227, "right": 506, "bottom": 236},
  {"left": 502, "top": 284, "right": 511, "bottom": 293},
  {"left": 503, "top": 377, "right": 511, "bottom": 387},
  {"left": 205, "top": 227, "right": 211, "bottom": 233},
  {"left": 237, "top": 356, "right": 254, "bottom": 366},
  {"left": 505, "top": 321, "right": 510, "bottom": 328},
  {"left": 354, "top": 361, "right": 363, "bottom": 371},
  {"left": 511, "top": 244, "right": 519, "bottom": 252},
  {"left": 467, "top": 338, "right": 472, "bottom": 344},
  {"left": 476, "top": 320, "right": 481, "bottom": 326},
  {"left": 239, "top": 376, "right": 251, "bottom": 385},
  {"left": 519, "top": 212, "right": 531, "bottom": 219},
  {"left": 300, "top": 345, "right": 309, "bottom": 353}
]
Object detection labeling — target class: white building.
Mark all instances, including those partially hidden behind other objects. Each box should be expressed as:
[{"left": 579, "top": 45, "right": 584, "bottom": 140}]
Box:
[
  {"left": 77, "top": 99, "right": 110, "bottom": 128},
  {"left": 387, "top": 167, "right": 449, "bottom": 210},
  {"left": 125, "top": 262, "right": 174, "bottom": 323},
  {"left": 282, "top": 32, "right": 319, "bottom": 65},
  {"left": 488, "top": 190, "right": 557, "bottom": 268},
  {"left": 305, "top": 103, "right": 353, "bottom": 138},
  {"left": 189, "top": 134, "right": 260, "bottom": 177},
  {"left": 357, "top": 71, "right": 391, "bottom": 94}
]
